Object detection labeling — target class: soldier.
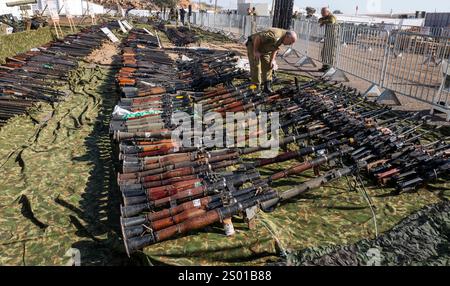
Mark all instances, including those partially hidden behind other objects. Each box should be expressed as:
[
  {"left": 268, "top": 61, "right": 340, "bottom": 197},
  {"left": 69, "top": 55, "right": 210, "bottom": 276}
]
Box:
[
  {"left": 180, "top": 7, "right": 186, "bottom": 25},
  {"left": 246, "top": 28, "right": 297, "bottom": 93},
  {"left": 318, "top": 7, "right": 338, "bottom": 72},
  {"left": 305, "top": 7, "right": 316, "bottom": 20}
]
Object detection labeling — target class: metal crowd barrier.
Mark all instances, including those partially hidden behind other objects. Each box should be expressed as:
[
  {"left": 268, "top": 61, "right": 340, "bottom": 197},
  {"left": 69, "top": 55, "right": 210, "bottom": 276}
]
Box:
[
  {"left": 382, "top": 32, "right": 450, "bottom": 111},
  {"left": 176, "top": 13, "right": 450, "bottom": 120},
  {"left": 335, "top": 23, "right": 390, "bottom": 86}
]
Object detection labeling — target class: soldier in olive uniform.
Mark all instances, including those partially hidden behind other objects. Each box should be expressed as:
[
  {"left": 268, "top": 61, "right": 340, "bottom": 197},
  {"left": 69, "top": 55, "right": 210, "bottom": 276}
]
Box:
[
  {"left": 246, "top": 28, "right": 297, "bottom": 93},
  {"left": 318, "top": 7, "right": 338, "bottom": 72},
  {"left": 305, "top": 7, "right": 316, "bottom": 19}
]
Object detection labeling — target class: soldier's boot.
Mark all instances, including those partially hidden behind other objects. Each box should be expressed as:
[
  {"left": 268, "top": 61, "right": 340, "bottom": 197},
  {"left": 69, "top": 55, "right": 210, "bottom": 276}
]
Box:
[{"left": 263, "top": 81, "right": 273, "bottom": 94}]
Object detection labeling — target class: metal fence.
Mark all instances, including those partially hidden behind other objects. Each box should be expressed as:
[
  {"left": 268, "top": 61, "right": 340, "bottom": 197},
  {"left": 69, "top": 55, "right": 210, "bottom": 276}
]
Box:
[{"left": 185, "top": 13, "right": 450, "bottom": 119}]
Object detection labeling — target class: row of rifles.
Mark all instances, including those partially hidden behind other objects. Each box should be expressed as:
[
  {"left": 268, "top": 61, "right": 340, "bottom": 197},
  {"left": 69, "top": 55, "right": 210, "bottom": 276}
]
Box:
[
  {"left": 111, "top": 28, "right": 449, "bottom": 257},
  {"left": 0, "top": 23, "right": 118, "bottom": 127}
]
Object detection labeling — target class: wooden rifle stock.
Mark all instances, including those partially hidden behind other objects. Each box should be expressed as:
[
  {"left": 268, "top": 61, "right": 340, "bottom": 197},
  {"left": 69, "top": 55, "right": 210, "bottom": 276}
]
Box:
[
  {"left": 155, "top": 210, "right": 221, "bottom": 241},
  {"left": 119, "top": 152, "right": 239, "bottom": 181},
  {"left": 150, "top": 208, "right": 207, "bottom": 231}
]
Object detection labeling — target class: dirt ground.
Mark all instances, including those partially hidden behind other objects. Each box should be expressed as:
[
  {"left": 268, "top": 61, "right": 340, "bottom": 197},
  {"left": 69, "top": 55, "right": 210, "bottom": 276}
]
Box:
[
  {"left": 0, "top": 40, "right": 129, "bottom": 266},
  {"left": 85, "top": 41, "right": 121, "bottom": 65}
]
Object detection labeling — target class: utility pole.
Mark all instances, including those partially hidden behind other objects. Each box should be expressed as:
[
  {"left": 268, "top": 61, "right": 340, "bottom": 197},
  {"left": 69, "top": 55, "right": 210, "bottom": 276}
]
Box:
[{"left": 272, "top": 0, "right": 294, "bottom": 29}]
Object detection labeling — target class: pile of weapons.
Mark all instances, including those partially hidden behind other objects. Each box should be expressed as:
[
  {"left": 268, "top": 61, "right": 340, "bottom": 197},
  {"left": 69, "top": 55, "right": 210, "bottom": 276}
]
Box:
[
  {"left": 0, "top": 24, "right": 114, "bottom": 126},
  {"left": 158, "top": 22, "right": 197, "bottom": 46},
  {"left": 116, "top": 29, "right": 245, "bottom": 91},
  {"left": 112, "top": 30, "right": 449, "bottom": 256},
  {"left": 177, "top": 50, "right": 246, "bottom": 91}
]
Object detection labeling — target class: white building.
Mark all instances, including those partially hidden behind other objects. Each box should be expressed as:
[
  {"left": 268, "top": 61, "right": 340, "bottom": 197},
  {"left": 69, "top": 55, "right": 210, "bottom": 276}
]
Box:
[
  {"left": 237, "top": 2, "right": 269, "bottom": 16},
  {"left": 0, "top": 0, "right": 36, "bottom": 18},
  {"left": 0, "top": 0, "right": 105, "bottom": 18},
  {"left": 38, "top": 0, "right": 102, "bottom": 16}
]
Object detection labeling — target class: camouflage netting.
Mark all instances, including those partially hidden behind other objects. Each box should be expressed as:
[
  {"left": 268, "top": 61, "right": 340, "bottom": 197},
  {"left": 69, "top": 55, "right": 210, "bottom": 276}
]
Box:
[
  {"left": 0, "top": 62, "right": 130, "bottom": 265},
  {"left": 139, "top": 160, "right": 448, "bottom": 265},
  {"left": 279, "top": 200, "right": 450, "bottom": 266},
  {"left": 0, "top": 26, "right": 449, "bottom": 265}
]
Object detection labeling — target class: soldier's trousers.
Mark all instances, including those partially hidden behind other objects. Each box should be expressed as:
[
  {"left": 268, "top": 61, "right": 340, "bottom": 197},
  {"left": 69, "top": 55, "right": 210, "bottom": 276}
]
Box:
[
  {"left": 321, "top": 34, "right": 338, "bottom": 67},
  {"left": 247, "top": 44, "right": 273, "bottom": 85}
]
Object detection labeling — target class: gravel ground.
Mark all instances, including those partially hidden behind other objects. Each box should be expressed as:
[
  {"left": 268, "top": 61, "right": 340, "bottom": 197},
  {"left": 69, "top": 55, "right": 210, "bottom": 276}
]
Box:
[{"left": 85, "top": 41, "right": 121, "bottom": 65}]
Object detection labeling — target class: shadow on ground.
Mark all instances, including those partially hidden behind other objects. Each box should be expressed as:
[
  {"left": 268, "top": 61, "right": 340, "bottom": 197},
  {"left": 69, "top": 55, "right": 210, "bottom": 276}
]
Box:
[{"left": 59, "top": 56, "right": 138, "bottom": 265}]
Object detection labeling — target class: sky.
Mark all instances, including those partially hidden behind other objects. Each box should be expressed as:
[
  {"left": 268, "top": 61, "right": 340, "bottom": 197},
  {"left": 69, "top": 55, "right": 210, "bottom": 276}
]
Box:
[{"left": 208, "top": 0, "right": 450, "bottom": 14}]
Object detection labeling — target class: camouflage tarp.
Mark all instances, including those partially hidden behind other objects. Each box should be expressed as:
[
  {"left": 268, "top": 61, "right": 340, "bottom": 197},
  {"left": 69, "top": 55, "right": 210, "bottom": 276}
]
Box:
[
  {"left": 140, "top": 159, "right": 448, "bottom": 265},
  {"left": 0, "top": 63, "right": 130, "bottom": 265},
  {"left": 280, "top": 200, "right": 450, "bottom": 266},
  {"left": 0, "top": 27, "right": 449, "bottom": 265}
]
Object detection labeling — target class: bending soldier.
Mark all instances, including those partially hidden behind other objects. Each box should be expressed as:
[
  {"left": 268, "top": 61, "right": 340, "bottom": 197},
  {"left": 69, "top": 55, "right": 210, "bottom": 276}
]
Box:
[
  {"left": 246, "top": 28, "right": 297, "bottom": 93},
  {"left": 318, "top": 7, "right": 337, "bottom": 72}
]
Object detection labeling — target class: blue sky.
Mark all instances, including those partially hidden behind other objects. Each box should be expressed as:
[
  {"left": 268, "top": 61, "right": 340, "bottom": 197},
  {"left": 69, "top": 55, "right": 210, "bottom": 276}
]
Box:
[{"left": 209, "top": 0, "right": 450, "bottom": 14}]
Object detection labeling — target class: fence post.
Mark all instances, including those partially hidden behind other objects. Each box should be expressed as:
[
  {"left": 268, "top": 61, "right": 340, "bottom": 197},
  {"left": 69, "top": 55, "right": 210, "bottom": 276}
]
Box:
[
  {"left": 239, "top": 15, "right": 247, "bottom": 43},
  {"left": 228, "top": 14, "right": 232, "bottom": 36},
  {"left": 377, "top": 31, "right": 391, "bottom": 90},
  {"left": 430, "top": 52, "right": 450, "bottom": 120},
  {"left": 374, "top": 30, "right": 401, "bottom": 105},
  {"left": 323, "top": 24, "right": 349, "bottom": 82},
  {"left": 291, "top": 20, "right": 315, "bottom": 67}
]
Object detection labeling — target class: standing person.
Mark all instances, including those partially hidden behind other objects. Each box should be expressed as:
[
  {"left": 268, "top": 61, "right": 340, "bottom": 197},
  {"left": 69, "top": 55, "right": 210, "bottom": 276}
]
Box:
[
  {"left": 180, "top": 7, "right": 186, "bottom": 25},
  {"left": 246, "top": 28, "right": 297, "bottom": 93},
  {"left": 250, "top": 7, "right": 257, "bottom": 33},
  {"left": 175, "top": 7, "right": 179, "bottom": 23},
  {"left": 291, "top": 11, "right": 299, "bottom": 29},
  {"left": 318, "top": 7, "right": 338, "bottom": 72},
  {"left": 305, "top": 7, "right": 316, "bottom": 20}
]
